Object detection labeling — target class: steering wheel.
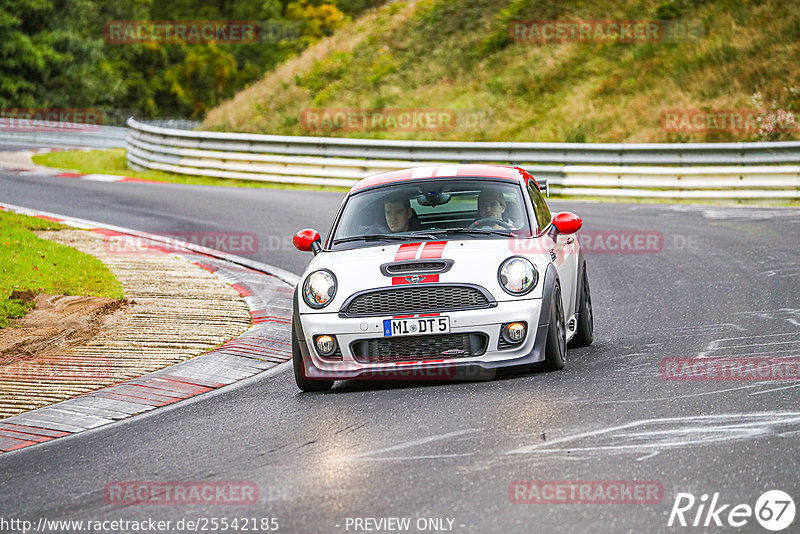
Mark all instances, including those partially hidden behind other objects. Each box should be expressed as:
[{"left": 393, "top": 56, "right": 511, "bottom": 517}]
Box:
[{"left": 471, "top": 217, "right": 513, "bottom": 230}]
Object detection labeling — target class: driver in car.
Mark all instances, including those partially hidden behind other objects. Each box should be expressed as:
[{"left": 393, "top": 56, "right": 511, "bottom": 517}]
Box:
[{"left": 471, "top": 189, "right": 514, "bottom": 229}]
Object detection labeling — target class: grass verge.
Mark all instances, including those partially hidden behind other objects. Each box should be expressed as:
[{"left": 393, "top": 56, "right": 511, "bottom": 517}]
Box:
[
  {"left": 31, "top": 149, "right": 351, "bottom": 193},
  {"left": 0, "top": 211, "right": 124, "bottom": 328}
]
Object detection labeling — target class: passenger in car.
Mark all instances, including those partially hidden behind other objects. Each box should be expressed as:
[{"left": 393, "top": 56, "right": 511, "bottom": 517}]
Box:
[
  {"left": 380, "top": 195, "right": 423, "bottom": 233},
  {"left": 384, "top": 196, "right": 413, "bottom": 232}
]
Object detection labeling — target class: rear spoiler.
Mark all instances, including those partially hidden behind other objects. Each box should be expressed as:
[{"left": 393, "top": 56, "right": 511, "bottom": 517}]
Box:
[
  {"left": 518, "top": 165, "right": 561, "bottom": 198},
  {"left": 538, "top": 179, "right": 549, "bottom": 197}
]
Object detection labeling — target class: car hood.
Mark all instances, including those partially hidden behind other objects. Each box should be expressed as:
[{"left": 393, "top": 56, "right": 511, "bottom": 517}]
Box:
[{"left": 297, "top": 238, "right": 553, "bottom": 314}]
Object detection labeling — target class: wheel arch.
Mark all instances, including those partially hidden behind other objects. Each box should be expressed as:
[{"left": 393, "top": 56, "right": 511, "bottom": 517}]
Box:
[
  {"left": 573, "top": 250, "right": 586, "bottom": 316},
  {"left": 539, "top": 262, "right": 560, "bottom": 329},
  {"left": 292, "top": 287, "right": 313, "bottom": 363}
]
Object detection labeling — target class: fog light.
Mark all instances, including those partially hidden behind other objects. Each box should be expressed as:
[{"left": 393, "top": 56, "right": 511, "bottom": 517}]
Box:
[
  {"left": 315, "top": 335, "right": 337, "bottom": 356},
  {"left": 505, "top": 322, "right": 526, "bottom": 343}
]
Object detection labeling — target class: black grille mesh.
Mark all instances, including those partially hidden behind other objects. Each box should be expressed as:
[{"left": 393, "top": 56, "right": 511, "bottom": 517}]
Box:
[
  {"left": 321, "top": 346, "right": 343, "bottom": 361},
  {"left": 345, "top": 286, "right": 489, "bottom": 316},
  {"left": 497, "top": 335, "right": 523, "bottom": 351},
  {"left": 351, "top": 333, "right": 487, "bottom": 364}
]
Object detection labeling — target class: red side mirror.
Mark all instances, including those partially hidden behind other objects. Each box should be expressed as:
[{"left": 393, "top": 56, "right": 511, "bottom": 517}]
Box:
[
  {"left": 293, "top": 228, "right": 322, "bottom": 253},
  {"left": 552, "top": 212, "right": 582, "bottom": 235}
]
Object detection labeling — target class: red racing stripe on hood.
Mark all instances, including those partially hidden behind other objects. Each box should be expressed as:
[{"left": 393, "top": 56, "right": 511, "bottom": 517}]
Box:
[
  {"left": 395, "top": 242, "right": 423, "bottom": 261},
  {"left": 420, "top": 241, "right": 447, "bottom": 259},
  {"left": 392, "top": 241, "right": 448, "bottom": 285}
]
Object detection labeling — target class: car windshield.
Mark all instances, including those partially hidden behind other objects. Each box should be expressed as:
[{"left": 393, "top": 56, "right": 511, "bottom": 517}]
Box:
[{"left": 331, "top": 179, "right": 532, "bottom": 246}]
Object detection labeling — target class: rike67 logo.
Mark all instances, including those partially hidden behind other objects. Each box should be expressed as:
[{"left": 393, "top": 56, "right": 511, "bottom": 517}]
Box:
[{"left": 668, "top": 490, "right": 795, "bottom": 531}]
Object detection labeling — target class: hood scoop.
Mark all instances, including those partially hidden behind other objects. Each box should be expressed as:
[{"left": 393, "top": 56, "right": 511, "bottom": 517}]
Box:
[{"left": 380, "top": 259, "right": 454, "bottom": 277}]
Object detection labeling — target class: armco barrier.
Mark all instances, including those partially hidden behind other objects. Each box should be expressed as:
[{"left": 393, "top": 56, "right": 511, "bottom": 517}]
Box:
[
  {"left": 0, "top": 122, "right": 128, "bottom": 149},
  {"left": 0, "top": 119, "right": 197, "bottom": 150},
  {"left": 4, "top": 117, "right": 794, "bottom": 198},
  {"left": 125, "top": 119, "right": 800, "bottom": 198},
  {"left": 557, "top": 165, "right": 800, "bottom": 199}
]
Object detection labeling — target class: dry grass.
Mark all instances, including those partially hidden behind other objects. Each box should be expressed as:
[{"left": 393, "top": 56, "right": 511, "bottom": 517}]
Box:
[
  {"left": 204, "top": 1, "right": 421, "bottom": 133},
  {"left": 202, "top": 0, "right": 800, "bottom": 143}
]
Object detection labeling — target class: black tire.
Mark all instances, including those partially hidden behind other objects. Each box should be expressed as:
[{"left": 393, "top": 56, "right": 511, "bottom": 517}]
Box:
[
  {"left": 542, "top": 283, "right": 566, "bottom": 371},
  {"left": 569, "top": 264, "right": 594, "bottom": 348},
  {"left": 292, "top": 328, "right": 334, "bottom": 392}
]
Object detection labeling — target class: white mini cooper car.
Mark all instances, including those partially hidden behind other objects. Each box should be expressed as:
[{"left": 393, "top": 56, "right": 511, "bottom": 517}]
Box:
[{"left": 291, "top": 164, "right": 593, "bottom": 391}]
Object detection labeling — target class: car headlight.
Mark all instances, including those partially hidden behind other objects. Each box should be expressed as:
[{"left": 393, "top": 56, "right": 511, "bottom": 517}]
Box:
[
  {"left": 302, "top": 270, "right": 337, "bottom": 308},
  {"left": 498, "top": 257, "right": 538, "bottom": 295}
]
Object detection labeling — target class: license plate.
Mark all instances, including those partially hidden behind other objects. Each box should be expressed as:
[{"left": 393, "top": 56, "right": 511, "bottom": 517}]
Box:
[{"left": 383, "top": 316, "right": 450, "bottom": 337}]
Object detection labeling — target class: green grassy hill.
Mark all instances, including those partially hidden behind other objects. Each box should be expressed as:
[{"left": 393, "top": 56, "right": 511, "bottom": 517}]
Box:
[{"left": 202, "top": 0, "right": 800, "bottom": 143}]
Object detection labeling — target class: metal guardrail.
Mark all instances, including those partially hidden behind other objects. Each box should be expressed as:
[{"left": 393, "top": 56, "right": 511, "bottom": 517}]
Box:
[
  {"left": 136, "top": 119, "right": 200, "bottom": 130},
  {"left": 0, "top": 119, "right": 196, "bottom": 149},
  {"left": 126, "top": 118, "right": 800, "bottom": 164},
  {"left": 126, "top": 118, "right": 800, "bottom": 198},
  {"left": 0, "top": 122, "right": 127, "bottom": 149},
  {"left": 3, "top": 117, "right": 796, "bottom": 198},
  {"left": 558, "top": 165, "right": 800, "bottom": 199}
]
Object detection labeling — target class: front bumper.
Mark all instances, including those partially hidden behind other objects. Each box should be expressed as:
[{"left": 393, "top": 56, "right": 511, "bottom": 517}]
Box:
[{"left": 295, "top": 299, "right": 549, "bottom": 381}]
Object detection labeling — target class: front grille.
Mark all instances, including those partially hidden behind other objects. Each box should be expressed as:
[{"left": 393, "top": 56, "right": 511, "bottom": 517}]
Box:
[
  {"left": 319, "top": 346, "right": 343, "bottom": 361},
  {"left": 351, "top": 333, "right": 488, "bottom": 364},
  {"left": 343, "top": 285, "right": 492, "bottom": 317},
  {"left": 497, "top": 335, "right": 522, "bottom": 351}
]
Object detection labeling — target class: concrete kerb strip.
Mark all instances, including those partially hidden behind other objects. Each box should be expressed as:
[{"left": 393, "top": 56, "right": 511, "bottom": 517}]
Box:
[
  {"left": 0, "top": 152, "right": 292, "bottom": 286},
  {"left": 0, "top": 202, "right": 298, "bottom": 454},
  {"left": 0, "top": 202, "right": 300, "bottom": 287}
]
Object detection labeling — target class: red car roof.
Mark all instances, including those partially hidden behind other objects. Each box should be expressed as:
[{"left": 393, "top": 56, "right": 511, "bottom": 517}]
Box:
[{"left": 350, "top": 164, "right": 539, "bottom": 193}]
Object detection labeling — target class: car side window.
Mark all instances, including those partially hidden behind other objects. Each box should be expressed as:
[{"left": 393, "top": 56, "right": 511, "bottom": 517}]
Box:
[{"left": 528, "top": 182, "right": 551, "bottom": 233}]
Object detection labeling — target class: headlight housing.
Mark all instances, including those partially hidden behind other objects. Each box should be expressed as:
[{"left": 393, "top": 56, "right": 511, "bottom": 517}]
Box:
[
  {"left": 498, "top": 257, "right": 538, "bottom": 295},
  {"left": 302, "top": 270, "right": 337, "bottom": 308}
]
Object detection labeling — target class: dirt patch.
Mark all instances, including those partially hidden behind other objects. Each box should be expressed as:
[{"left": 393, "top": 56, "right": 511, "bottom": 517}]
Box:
[
  {"left": 9, "top": 290, "right": 38, "bottom": 305},
  {"left": 0, "top": 294, "right": 133, "bottom": 362},
  {"left": 0, "top": 228, "right": 250, "bottom": 421}
]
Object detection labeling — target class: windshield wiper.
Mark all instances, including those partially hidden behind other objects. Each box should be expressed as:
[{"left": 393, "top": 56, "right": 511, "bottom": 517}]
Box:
[
  {"left": 433, "top": 228, "right": 520, "bottom": 238},
  {"left": 333, "top": 233, "right": 439, "bottom": 245}
]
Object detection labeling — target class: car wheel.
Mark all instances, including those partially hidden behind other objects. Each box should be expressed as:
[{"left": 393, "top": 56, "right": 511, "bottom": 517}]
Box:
[
  {"left": 542, "top": 283, "right": 566, "bottom": 371},
  {"left": 292, "top": 327, "right": 334, "bottom": 392},
  {"left": 569, "top": 264, "right": 594, "bottom": 348}
]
